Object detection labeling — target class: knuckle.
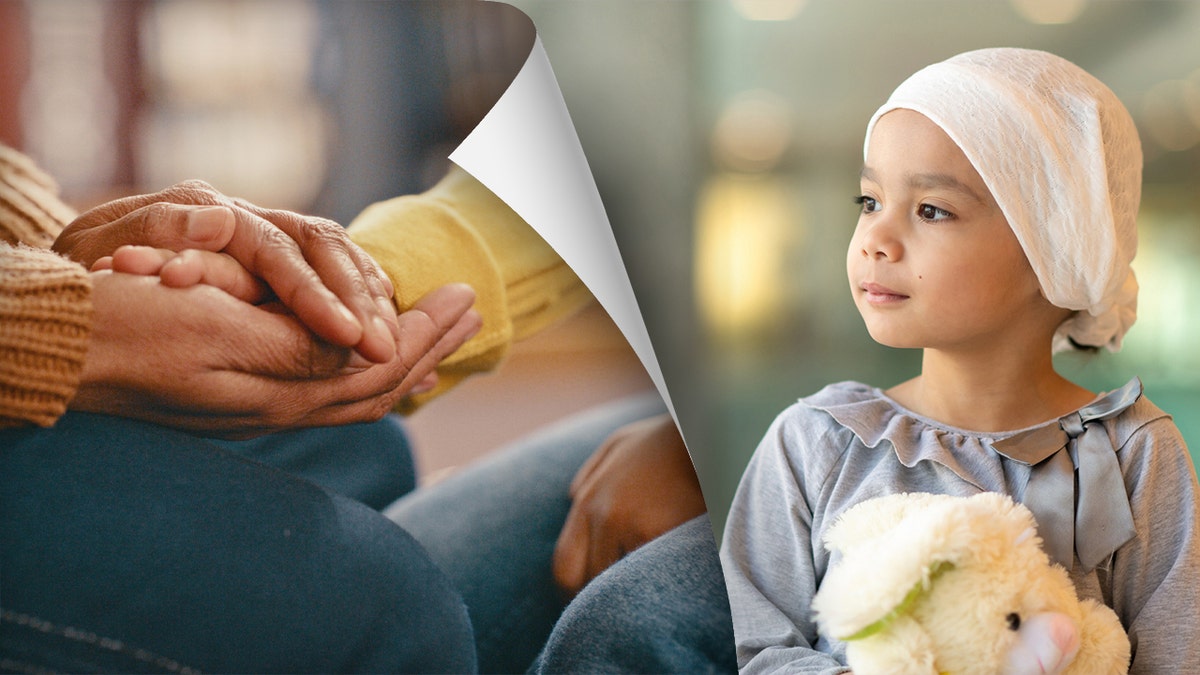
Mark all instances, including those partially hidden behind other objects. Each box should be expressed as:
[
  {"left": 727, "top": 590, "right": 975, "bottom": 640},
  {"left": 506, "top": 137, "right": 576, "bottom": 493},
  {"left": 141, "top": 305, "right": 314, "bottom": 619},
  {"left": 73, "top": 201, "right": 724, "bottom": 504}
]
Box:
[
  {"left": 588, "top": 498, "right": 616, "bottom": 525},
  {"left": 258, "top": 223, "right": 294, "bottom": 249},
  {"left": 163, "top": 179, "right": 221, "bottom": 205},
  {"left": 136, "top": 202, "right": 178, "bottom": 243},
  {"left": 251, "top": 226, "right": 301, "bottom": 274},
  {"left": 173, "top": 178, "right": 216, "bottom": 193},
  {"left": 298, "top": 217, "right": 345, "bottom": 247},
  {"left": 143, "top": 201, "right": 174, "bottom": 222}
]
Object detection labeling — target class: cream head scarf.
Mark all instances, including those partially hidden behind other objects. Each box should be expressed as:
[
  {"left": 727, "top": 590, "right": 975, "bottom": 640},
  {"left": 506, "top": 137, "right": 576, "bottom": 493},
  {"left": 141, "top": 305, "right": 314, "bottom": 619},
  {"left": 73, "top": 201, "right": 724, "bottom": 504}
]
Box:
[{"left": 863, "top": 48, "right": 1142, "bottom": 352}]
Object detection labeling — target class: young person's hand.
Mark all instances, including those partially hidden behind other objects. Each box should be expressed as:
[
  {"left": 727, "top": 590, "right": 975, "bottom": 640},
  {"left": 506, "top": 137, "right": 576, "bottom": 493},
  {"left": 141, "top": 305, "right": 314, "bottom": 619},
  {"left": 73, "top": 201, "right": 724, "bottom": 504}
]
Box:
[
  {"left": 93, "top": 245, "right": 268, "bottom": 304},
  {"left": 551, "top": 414, "right": 708, "bottom": 598},
  {"left": 73, "top": 271, "right": 480, "bottom": 438},
  {"left": 53, "top": 183, "right": 399, "bottom": 364}
]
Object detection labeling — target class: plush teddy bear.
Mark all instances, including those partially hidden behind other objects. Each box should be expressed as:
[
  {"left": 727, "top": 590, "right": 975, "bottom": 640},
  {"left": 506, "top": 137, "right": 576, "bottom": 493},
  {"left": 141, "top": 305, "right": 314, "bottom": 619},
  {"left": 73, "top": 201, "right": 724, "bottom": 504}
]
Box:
[{"left": 811, "top": 492, "right": 1130, "bottom": 675}]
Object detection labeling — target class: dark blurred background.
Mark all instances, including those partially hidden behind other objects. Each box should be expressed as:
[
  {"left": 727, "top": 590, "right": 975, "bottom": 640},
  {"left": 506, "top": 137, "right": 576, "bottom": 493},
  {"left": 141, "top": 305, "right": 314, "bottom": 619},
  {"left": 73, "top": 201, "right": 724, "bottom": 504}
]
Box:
[{"left": 3, "top": 0, "right": 1198, "bottom": 541}]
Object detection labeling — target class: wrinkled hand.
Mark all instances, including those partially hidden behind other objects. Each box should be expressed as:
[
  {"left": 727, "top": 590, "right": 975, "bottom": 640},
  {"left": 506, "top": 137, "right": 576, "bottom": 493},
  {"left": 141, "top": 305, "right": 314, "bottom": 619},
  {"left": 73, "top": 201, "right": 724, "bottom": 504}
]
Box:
[
  {"left": 73, "top": 270, "right": 480, "bottom": 438},
  {"left": 53, "top": 181, "right": 399, "bottom": 363},
  {"left": 552, "top": 413, "right": 708, "bottom": 598}
]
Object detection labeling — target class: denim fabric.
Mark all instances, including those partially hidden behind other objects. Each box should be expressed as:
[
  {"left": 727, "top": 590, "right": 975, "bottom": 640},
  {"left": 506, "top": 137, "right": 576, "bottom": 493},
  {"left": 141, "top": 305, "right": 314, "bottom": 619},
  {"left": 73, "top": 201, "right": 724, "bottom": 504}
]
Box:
[
  {"left": 386, "top": 393, "right": 735, "bottom": 674},
  {"left": 0, "top": 412, "right": 473, "bottom": 674},
  {"left": 214, "top": 414, "right": 415, "bottom": 510},
  {"left": 533, "top": 515, "right": 736, "bottom": 675}
]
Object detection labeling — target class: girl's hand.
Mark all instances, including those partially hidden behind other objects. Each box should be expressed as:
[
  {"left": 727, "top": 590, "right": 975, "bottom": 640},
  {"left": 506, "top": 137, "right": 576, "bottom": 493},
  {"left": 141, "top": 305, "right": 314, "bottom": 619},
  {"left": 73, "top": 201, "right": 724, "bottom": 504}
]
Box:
[
  {"left": 94, "top": 245, "right": 269, "bottom": 305},
  {"left": 551, "top": 414, "right": 708, "bottom": 597}
]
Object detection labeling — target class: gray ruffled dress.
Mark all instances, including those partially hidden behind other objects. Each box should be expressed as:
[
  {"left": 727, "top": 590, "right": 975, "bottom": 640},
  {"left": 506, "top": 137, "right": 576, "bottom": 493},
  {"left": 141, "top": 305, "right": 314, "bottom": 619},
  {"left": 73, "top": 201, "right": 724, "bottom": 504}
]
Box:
[{"left": 720, "top": 379, "right": 1200, "bottom": 675}]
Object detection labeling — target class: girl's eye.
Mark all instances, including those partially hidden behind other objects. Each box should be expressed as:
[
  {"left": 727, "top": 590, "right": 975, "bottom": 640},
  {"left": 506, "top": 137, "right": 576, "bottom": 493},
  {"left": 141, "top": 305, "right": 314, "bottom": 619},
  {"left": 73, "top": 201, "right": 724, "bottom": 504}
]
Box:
[
  {"left": 917, "top": 203, "right": 953, "bottom": 221},
  {"left": 853, "top": 195, "right": 879, "bottom": 214}
]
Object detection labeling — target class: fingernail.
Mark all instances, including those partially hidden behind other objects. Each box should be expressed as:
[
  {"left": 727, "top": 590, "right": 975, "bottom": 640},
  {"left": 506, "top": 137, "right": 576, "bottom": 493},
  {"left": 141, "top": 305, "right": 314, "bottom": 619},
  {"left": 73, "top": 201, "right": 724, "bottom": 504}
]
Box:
[
  {"left": 186, "top": 206, "right": 233, "bottom": 242},
  {"left": 337, "top": 302, "right": 363, "bottom": 332},
  {"left": 371, "top": 316, "right": 395, "bottom": 350},
  {"left": 376, "top": 297, "right": 401, "bottom": 340},
  {"left": 410, "top": 378, "right": 438, "bottom": 395},
  {"left": 464, "top": 310, "right": 483, "bottom": 340}
]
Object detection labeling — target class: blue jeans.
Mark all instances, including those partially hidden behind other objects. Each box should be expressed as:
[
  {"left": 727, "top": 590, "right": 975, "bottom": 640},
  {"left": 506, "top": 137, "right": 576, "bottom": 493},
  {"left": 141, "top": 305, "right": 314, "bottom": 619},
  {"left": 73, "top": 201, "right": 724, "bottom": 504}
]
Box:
[
  {"left": 214, "top": 415, "right": 417, "bottom": 511},
  {"left": 386, "top": 394, "right": 736, "bottom": 674},
  {"left": 0, "top": 412, "right": 473, "bottom": 673},
  {"left": 534, "top": 515, "right": 735, "bottom": 674}
]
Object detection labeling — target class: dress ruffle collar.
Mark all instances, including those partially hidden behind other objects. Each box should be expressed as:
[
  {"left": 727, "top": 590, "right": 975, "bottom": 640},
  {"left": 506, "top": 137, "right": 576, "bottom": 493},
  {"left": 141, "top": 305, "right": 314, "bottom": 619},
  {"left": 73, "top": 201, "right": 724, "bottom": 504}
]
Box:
[
  {"left": 801, "top": 379, "right": 1143, "bottom": 571},
  {"left": 801, "top": 381, "right": 1025, "bottom": 490}
]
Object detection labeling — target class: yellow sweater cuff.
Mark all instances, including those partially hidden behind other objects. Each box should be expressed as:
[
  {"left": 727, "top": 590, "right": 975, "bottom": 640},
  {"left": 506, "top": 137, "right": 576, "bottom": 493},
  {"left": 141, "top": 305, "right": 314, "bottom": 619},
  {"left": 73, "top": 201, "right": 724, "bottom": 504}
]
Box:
[{"left": 348, "top": 167, "right": 591, "bottom": 410}]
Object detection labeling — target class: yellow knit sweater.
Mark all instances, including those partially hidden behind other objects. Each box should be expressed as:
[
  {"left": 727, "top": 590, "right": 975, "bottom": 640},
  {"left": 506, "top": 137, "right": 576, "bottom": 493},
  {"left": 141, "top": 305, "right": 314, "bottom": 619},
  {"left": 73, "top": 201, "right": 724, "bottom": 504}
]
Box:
[
  {"left": 0, "top": 147, "right": 590, "bottom": 428},
  {"left": 347, "top": 166, "right": 592, "bottom": 409}
]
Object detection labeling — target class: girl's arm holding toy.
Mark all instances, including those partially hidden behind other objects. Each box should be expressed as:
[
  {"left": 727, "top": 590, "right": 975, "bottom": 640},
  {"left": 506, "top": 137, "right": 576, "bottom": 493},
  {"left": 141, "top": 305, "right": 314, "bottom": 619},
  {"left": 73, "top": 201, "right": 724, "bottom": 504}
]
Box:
[{"left": 720, "top": 408, "right": 853, "bottom": 675}]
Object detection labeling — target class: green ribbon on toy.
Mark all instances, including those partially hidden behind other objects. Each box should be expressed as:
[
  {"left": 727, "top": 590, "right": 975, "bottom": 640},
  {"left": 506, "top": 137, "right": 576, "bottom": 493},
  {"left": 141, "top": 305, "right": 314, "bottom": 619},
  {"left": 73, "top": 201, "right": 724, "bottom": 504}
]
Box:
[
  {"left": 990, "top": 377, "right": 1141, "bottom": 572},
  {"left": 839, "top": 560, "right": 955, "bottom": 642}
]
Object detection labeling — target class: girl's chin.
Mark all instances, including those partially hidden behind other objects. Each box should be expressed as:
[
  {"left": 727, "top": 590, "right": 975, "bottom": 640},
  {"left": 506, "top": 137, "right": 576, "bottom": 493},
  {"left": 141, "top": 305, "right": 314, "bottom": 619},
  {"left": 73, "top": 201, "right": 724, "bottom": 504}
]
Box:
[{"left": 863, "top": 326, "right": 923, "bottom": 350}]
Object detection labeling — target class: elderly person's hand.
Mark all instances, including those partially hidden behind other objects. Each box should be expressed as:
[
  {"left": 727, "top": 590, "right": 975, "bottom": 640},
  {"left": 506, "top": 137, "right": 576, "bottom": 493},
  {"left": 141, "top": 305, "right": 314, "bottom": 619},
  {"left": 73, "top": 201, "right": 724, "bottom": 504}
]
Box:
[
  {"left": 53, "top": 181, "right": 399, "bottom": 364},
  {"left": 551, "top": 414, "right": 708, "bottom": 598},
  {"left": 73, "top": 269, "right": 480, "bottom": 439}
]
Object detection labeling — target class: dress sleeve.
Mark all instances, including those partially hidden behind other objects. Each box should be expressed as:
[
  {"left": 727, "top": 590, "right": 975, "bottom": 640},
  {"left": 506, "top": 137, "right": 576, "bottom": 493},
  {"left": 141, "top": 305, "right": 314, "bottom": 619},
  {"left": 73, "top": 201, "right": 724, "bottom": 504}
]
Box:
[
  {"left": 1109, "top": 413, "right": 1200, "bottom": 675},
  {"left": 0, "top": 243, "right": 92, "bottom": 428},
  {"left": 719, "top": 409, "right": 852, "bottom": 675},
  {"left": 347, "top": 165, "right": 592, "bottom": 410}
]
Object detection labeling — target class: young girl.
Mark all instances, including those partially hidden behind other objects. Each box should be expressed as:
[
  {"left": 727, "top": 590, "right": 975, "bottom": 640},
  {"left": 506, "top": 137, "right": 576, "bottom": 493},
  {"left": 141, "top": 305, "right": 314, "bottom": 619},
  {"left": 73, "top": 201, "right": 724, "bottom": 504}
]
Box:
[{"left": 719, "top": 48, "right": 1200, "bottom": 674}]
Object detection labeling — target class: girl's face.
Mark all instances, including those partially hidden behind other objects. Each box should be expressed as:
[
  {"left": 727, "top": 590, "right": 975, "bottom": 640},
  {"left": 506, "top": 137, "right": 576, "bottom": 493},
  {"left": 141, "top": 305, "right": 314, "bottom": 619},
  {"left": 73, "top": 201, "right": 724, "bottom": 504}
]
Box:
[{"left": 846, "top": 109, "right": 1063, "bottom": 354}]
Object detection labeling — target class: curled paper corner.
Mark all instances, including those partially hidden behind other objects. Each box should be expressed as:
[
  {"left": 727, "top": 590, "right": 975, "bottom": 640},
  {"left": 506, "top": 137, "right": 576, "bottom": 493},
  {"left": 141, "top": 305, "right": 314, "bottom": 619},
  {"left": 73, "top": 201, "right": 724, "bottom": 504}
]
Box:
[{"left": 449, "top": 28, "right": 679, "bottom": 424}]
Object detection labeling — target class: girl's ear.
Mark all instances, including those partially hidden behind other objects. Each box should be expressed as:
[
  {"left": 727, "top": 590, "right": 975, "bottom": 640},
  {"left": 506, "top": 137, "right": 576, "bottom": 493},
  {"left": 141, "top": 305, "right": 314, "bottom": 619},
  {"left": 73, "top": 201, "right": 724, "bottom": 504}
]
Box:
[{"left": 813, "top": 493, "right": 974, "bottom": 641}]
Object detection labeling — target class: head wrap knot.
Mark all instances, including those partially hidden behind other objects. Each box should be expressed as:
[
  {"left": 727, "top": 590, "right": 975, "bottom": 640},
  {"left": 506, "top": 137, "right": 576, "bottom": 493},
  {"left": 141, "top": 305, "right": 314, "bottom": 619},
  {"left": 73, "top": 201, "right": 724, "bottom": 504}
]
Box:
[{"left": 864, "top": 48, "right": 1142, "bottom": 352}]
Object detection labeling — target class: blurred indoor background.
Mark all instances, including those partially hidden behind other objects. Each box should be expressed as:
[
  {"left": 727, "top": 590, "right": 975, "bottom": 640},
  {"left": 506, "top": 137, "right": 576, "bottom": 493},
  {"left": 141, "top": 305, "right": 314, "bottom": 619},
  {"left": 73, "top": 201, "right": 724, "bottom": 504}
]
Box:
[
  {"left": 2, "top": 0, "right": 1198, "bottom": 540},
  {"left": 511, "top": 0, "right": 1200, "bottom": 539}
]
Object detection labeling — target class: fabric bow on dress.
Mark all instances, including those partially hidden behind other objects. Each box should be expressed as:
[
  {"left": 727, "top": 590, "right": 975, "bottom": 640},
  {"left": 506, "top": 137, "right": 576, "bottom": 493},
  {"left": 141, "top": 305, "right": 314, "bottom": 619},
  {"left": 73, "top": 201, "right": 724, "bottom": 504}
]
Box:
[{"left": 990, "top": 378, "right": 1142, "bottom": 571}]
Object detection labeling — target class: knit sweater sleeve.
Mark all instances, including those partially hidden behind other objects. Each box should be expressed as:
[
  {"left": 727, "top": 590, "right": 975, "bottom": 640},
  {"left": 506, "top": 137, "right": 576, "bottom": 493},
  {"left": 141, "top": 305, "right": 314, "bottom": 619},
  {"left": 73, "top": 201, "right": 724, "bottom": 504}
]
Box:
[
  {"left": 0, "top": 145, "right": 90, "bottom": 428},
  {"left": 347, "top": 165, "right": 592, "bottom": 410},
  {"left": 0, "top": 244, "right": 92, "bottom": 428}
]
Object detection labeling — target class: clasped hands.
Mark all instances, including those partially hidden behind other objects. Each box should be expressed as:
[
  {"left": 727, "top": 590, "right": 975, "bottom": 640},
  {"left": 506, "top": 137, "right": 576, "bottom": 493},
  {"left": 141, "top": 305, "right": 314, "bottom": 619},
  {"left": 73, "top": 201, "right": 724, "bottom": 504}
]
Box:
[
  {"left": 53, "top": 180, "right": 481, "bottom": 438},
  {"left": 59, "top": 180, "right": 710, "bottom": 594}
]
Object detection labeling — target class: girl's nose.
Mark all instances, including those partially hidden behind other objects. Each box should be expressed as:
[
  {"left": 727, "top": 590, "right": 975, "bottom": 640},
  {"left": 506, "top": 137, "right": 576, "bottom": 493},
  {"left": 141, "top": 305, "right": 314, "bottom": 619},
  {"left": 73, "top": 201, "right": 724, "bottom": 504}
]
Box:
[{"left": 857, "top": 216, "right": 902, "bottom": 261}]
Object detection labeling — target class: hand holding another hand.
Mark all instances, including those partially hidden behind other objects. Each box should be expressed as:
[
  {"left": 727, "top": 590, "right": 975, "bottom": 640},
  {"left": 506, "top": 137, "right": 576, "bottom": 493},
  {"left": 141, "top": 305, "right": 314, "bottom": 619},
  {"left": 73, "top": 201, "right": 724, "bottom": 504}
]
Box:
[
  {"left": 54, "top": 181, "right": 399, "bottom": 363},
  {"left": 73, "top": 268, "right": 480, "bottom": 438}
]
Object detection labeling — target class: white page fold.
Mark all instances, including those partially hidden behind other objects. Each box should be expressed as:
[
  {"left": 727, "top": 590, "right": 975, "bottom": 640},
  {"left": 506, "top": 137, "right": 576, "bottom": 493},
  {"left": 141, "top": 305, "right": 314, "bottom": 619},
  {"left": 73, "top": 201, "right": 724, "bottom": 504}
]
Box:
[{"left": 449, "top": 36, "right": 676, "bottom": 420}]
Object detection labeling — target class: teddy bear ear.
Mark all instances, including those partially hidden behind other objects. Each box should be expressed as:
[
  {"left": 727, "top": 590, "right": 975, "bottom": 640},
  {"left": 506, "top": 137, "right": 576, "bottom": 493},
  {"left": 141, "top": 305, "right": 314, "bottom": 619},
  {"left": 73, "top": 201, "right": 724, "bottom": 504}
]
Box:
[
  {"left": 822, "top": 492, "right": 957, "bottom": 555},
  {"left": 813, "top": 493, "right": 976, "bottom": 641}
]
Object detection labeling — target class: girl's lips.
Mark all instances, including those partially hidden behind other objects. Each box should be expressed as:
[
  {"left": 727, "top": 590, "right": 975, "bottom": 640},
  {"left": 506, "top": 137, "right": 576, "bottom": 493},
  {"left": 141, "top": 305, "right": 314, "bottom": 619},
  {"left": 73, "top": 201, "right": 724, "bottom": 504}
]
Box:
[{"left": 861, "top": 282, "right": 909, "bottom": 303}]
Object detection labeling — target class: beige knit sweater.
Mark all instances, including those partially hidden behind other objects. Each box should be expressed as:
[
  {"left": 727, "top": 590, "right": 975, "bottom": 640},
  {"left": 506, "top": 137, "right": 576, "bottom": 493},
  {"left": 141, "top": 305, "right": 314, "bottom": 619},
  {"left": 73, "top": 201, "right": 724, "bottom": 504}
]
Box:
[
  {"left": 0, "top": 146, "right": 91, "bottom": 428},
  {"left": 0, "top": 147, "right": 589, "bottom": 429}
]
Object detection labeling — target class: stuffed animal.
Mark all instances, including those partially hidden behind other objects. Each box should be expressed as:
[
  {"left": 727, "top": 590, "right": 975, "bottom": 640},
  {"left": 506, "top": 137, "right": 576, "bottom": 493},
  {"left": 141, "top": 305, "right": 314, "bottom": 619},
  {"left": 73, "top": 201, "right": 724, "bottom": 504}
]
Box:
[{"left": 811, "top": 492, "right": 1130, "bottom": 675}]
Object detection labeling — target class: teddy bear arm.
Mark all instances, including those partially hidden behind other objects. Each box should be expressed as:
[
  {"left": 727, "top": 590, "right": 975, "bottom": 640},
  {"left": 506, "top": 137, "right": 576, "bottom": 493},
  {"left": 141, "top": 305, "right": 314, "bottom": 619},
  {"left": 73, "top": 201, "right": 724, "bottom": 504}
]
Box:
[{"left": 1061, "top": 600, "right": 1130, "bottom": 675}]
